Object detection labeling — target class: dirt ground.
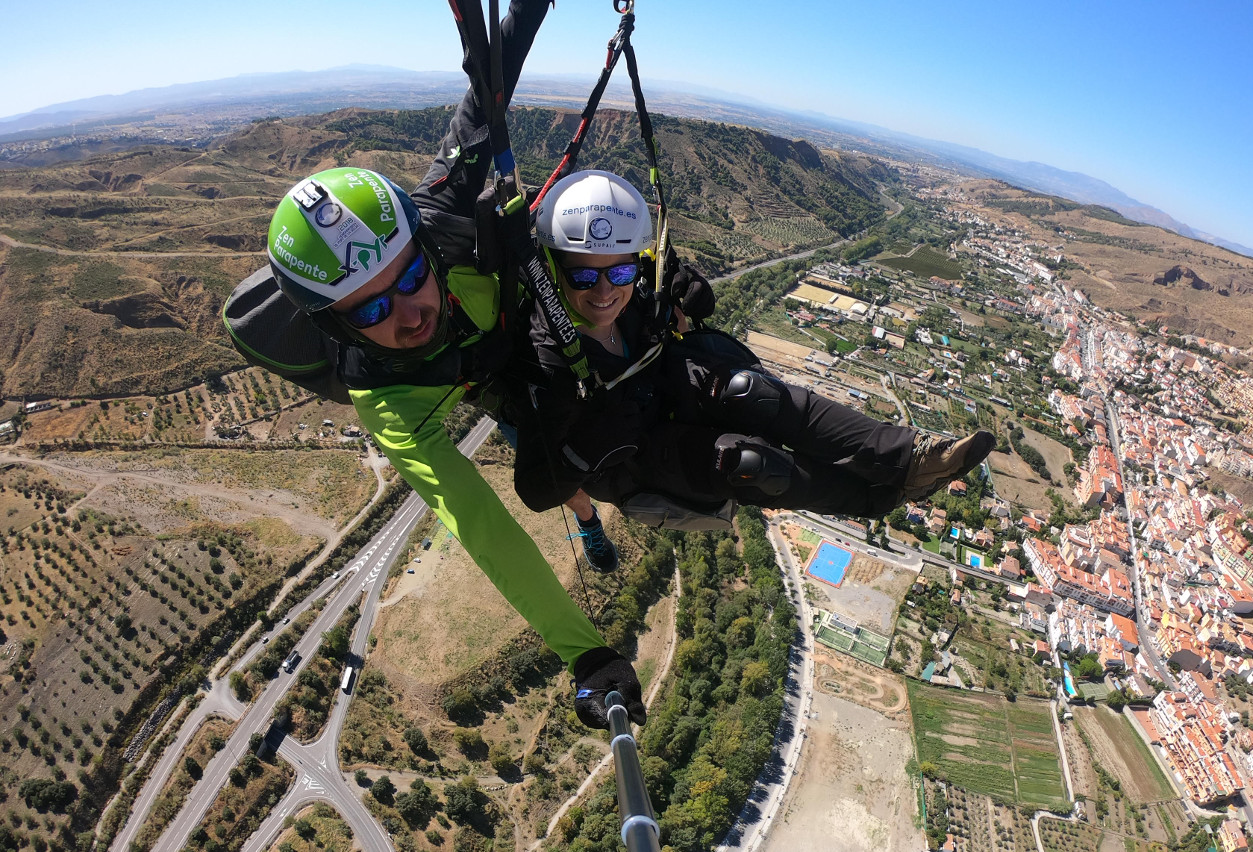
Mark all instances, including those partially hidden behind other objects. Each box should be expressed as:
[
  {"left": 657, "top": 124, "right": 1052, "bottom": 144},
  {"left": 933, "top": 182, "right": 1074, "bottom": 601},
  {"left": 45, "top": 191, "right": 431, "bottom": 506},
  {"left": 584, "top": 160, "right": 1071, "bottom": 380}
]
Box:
[
  {"left": 807, "top": 552, "right": 915, "bottom": 635},
  {"left": 813, "top": 649, "right": 909, "bottom": 721},
  {"left": 1071, "top": 707, "right": 1175, "bottom": 803},
  {"left": 762, "top": 684, "right": 923, "bottom": 852},
  {"left": 987, "top": 445, "right": 1068, "bottom": 516},
  {"left": 369, "top": 461, "right": 587, "bottom": 692}
]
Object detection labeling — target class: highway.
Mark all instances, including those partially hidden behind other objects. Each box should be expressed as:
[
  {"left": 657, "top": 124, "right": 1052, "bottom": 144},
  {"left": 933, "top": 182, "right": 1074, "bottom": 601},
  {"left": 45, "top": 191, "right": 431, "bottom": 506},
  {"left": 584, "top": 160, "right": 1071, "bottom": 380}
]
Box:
[{"left": 113, "top": 418, "right": 499, "bottom": 852}]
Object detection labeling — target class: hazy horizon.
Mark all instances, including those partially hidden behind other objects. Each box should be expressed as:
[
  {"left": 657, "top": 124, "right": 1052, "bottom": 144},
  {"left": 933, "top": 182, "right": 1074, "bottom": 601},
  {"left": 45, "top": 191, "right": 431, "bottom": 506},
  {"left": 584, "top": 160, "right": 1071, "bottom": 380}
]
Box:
[{"left": 3, "top": 1, "right": 1250, "bottom": 250}]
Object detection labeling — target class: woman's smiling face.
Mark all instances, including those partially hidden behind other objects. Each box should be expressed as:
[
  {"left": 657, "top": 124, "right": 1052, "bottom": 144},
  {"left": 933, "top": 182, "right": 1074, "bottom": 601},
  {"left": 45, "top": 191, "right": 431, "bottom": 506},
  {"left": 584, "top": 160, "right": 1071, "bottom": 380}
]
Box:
[{"left": 556, "top": 251, "right": 638, "bottom": 329}]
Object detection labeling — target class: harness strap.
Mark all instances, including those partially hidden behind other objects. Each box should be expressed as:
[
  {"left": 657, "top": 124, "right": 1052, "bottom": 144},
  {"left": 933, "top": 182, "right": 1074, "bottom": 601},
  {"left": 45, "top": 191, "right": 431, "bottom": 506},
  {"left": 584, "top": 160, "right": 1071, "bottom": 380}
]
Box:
[
  {"left": 530, "top": 10, "right": 636, "bottom": 211},
  {"left": 622, "top": 37, "right": 669, "bottom": 296},
  {"left": 448, "top": 0, "right": 597, "bottom": 398}
]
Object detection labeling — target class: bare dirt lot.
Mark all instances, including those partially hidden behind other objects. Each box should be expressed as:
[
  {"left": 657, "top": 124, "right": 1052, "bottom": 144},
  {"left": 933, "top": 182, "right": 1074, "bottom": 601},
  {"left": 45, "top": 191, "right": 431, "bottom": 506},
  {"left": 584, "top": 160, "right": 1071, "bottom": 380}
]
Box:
[
  {"left": 987, "top": 426, "right": 1075, "bottom": 516},
  {"left": 762, "top": 672, "right": 922, "bottom": 852},
  {"left": 813, "top": 649, "right": 908, "bottom": 720},
  {"left": 370, "top": 460, "right": 591, "bottom": 691},
  {"left": 804, "top": 551, "right": 915, "bottom": 635}
]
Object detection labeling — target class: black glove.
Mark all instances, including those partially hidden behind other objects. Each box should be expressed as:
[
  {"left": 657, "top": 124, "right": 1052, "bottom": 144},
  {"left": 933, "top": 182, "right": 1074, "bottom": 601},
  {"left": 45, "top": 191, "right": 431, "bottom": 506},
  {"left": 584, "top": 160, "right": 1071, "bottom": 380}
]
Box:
[
  {"left": 661, "top": 247, "right": 716, "bottom": 321},
  {"left": 573, "top": 647, "right": 647, "bottom": 730}
]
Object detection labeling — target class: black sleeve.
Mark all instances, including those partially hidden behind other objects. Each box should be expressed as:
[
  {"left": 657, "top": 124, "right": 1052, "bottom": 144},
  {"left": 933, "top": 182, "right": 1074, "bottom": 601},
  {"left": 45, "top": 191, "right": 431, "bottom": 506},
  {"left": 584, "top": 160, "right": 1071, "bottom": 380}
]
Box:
[{"left": 414, "top": 0, "right": 550, "bottom": 225}]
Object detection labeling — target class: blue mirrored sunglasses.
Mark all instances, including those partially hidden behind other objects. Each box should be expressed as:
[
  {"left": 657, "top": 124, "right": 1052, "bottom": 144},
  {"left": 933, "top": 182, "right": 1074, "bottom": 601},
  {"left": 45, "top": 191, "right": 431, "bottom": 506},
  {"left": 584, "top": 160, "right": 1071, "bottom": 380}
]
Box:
[
  {"left": 342, "top": 251, "right": 429, "bottom": 329},
  {"left": 562, "top": 261, "right": 642, "bottom": 290}
]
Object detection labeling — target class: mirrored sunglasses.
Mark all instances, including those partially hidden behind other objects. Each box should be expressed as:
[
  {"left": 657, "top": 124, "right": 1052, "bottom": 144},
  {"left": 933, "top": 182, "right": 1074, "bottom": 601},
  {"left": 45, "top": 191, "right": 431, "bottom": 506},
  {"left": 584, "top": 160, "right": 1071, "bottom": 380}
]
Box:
[
  {"left": 562, "top": 261, "right": 642, "bottom": 291},
  {"left": 343, "top": 251, "right": 429, "bottom": 329}
]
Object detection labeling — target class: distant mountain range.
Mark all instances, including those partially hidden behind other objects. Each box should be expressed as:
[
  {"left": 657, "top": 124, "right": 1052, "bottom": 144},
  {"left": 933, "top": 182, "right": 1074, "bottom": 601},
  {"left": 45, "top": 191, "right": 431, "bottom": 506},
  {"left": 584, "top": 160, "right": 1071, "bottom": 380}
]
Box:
[{"left": 3, "top": 65, "right": 1249, "bottom": 258}]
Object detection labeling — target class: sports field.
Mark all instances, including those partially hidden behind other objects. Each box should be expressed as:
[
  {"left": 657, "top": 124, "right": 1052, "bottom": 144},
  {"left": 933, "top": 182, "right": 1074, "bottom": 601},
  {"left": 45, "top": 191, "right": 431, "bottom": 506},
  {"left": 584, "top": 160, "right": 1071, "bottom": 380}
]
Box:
[
  {"left": 807, "top": 541, "right": 853, "bottom": 587},
  {"left": 908, "top": 680, "right": 1067, "bottom": 810},
  {"left": 815, "top": 615, "right": 891, "bottom": 668}
]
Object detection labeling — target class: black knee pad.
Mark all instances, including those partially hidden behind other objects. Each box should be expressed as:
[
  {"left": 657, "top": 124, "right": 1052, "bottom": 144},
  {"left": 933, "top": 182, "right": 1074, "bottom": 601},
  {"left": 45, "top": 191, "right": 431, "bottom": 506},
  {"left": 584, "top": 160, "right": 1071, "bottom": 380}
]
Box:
[
  {"left": 717, "top": 370, "right": 789, "bottom": 432},
  {"left": 713, "top": 434, "right": 794, "bottom": 498}
]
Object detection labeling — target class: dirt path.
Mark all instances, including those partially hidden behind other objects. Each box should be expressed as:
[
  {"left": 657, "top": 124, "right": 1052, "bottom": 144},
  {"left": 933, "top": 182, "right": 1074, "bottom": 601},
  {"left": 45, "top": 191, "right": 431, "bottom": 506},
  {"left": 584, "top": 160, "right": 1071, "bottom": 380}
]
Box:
[{"left": 813, "top": 650, "right": 908, "bottom": 718}]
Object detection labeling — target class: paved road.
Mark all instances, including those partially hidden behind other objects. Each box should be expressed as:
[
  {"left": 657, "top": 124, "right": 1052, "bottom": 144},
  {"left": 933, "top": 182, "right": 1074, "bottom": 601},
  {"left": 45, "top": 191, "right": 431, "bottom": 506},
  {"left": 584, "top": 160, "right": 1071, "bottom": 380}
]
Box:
[
  {"left": 718, "top": 516, "right": 815, "bottom": 852},
  {"left": 114, "top": 418, "right": 499, "bottom": 852}
]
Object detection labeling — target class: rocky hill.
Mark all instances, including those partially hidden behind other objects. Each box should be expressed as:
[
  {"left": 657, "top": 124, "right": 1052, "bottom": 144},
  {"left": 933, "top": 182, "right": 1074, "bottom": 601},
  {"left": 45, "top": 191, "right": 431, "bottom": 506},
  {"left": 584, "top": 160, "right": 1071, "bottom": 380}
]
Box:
[{"left": 2, "top": 105, "right": 1248, "bottom": 399}]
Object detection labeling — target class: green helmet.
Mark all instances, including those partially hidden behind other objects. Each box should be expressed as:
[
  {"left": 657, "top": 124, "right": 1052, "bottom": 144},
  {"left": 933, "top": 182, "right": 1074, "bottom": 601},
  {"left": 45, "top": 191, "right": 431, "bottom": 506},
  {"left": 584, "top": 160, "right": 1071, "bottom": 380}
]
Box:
[{"left": 268, "top": 167, "right": 424, "bottom": 313}]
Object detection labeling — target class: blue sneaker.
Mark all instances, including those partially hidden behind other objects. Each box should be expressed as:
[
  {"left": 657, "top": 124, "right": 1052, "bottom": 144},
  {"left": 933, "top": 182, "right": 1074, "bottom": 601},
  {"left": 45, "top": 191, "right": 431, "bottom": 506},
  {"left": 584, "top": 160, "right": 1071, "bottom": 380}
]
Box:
[{"left": 574, "top": 511, "right": 619, "bottom": 573}]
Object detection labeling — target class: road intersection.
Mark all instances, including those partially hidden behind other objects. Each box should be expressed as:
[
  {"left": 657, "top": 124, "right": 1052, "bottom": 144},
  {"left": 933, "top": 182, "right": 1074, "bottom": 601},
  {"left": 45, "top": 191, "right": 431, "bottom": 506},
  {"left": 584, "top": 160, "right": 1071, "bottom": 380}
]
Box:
[{"left": 112, "top": 418, "right": 498, "bottom": 852}]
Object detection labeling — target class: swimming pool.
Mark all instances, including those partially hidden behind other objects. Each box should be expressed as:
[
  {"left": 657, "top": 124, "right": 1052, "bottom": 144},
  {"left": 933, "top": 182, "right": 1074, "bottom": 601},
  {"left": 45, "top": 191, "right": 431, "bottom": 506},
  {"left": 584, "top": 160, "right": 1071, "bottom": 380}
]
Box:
[{"left": 807, "top": 541, "right": 853, "bottom": 587}]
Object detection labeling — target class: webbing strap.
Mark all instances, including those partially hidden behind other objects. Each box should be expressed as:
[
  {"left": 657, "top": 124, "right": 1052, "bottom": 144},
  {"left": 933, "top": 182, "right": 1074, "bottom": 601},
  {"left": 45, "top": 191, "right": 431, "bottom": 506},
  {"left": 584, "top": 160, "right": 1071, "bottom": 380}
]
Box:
[
  {"left": 622, "top": 38, "right": 669, "bottom": 297},
  {"left": 530, "top": 10, "right": 636, "bottom": 211}
]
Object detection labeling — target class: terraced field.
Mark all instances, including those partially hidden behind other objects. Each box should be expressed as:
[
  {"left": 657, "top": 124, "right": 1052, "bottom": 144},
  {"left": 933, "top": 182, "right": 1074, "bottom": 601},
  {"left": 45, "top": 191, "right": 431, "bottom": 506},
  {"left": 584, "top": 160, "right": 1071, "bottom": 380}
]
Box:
[{"left": 875, "top": 244, "right": 964, "bottom": 280}]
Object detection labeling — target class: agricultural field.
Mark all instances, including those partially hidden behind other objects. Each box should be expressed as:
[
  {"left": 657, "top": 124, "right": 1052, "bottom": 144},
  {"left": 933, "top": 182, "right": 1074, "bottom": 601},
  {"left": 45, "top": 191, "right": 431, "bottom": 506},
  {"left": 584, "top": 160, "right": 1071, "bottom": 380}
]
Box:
[
  {"left": 874, "top": 245, "right": 964, "bottom": 280},
  {"left": 16, "top": 366, "right": 364, "bottom": 449},
  {"left": 908, "top": 681, "right": 1067, "bottom": 810},
  {"left": 986, "top": 437, "right": 1075, "bottom": 518},
  {"left": 927, "top": 783, "right": 1037, "bottom": 852},
  {"left": 0, "top": 456, "right": 325, "bottom": 847},
  {"left": 1037, "top": 815, "right": 1165, "bottom": 852},
  {"left": 1057, "top": 706, "right": 1180, "bottom": 846},
  {"left": 741, "top": 215, "right": 836, "bottom": 249}
]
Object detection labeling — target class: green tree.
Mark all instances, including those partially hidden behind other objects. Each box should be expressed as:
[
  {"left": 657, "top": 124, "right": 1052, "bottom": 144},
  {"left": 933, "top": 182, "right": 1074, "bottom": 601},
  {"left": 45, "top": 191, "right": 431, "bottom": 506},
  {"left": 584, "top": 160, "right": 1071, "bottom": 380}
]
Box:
[
  {"left": 371, "top": 775, "right": 396, "bottom": 805},
  {"left": 321, "top": 625, "right": 350, "bottom": 660},
  {"left": 229, "top": 671, "right": 251, "bottom": 702},
  {"left": 453, "top": 728, "right": 484, "bottom": 755},
  {"left": 445, "top": 777, "right": 484, "bottom": 825},
  {"left": 1075, "top": 656, "right": 1104, "bottom": 681},
  {"left": 403, "top": 726, "right": 428, "bottom": 755},
  {"left": 488, "top": 742, "right": 514, "bottom": 775},
  {"left": 395, "top": 790, "right": 430, "bottom": 826}
]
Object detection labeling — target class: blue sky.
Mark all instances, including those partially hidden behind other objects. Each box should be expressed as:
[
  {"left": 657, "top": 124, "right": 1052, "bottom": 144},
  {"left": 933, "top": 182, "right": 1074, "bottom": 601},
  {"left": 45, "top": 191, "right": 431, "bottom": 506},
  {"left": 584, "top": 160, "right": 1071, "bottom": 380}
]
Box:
[{"left": 6, "top": 0, "right": 1252, "bottom": 249}]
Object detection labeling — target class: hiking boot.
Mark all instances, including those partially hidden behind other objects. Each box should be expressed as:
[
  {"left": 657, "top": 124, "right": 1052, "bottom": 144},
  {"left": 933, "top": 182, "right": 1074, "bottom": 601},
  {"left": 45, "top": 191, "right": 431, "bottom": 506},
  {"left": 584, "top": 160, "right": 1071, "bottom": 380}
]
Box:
[
  {"left": 576, "top": 510, "right": 619, "bottom": 573},
  {"left": 899, "top": 430, "right": 996, "bottom": 503}
]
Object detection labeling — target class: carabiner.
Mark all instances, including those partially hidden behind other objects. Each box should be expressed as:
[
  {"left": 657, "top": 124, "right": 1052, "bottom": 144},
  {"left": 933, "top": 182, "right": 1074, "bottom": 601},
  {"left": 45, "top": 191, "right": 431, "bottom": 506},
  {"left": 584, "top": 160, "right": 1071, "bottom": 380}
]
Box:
[{"left": 614, "top": 0, "right": 634, "bottom": 14}]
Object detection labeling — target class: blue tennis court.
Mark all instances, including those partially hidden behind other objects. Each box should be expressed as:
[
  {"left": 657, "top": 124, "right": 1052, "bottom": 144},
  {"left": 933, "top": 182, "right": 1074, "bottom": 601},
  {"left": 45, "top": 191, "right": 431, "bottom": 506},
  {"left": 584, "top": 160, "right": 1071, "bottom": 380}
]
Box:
[{"left": 807, "top": 541, "right": 853, "bottom": 588}]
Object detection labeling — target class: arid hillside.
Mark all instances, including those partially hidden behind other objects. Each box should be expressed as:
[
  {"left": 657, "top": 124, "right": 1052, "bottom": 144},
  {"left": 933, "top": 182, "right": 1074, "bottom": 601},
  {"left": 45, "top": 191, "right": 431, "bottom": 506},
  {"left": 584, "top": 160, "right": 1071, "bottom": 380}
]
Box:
[
  {"left": 0, "top": 105, "right": 888, "bottom": 398},
  {"left": 954, "top": 181, "right": 1253, "bottom": 343}
]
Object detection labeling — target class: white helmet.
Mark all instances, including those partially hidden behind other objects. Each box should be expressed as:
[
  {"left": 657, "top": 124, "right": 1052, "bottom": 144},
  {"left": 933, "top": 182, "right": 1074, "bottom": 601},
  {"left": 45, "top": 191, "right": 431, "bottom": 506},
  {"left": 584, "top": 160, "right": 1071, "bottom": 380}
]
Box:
[{"left": 535, "top": 170, "right": 653, "bottom": 255}]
